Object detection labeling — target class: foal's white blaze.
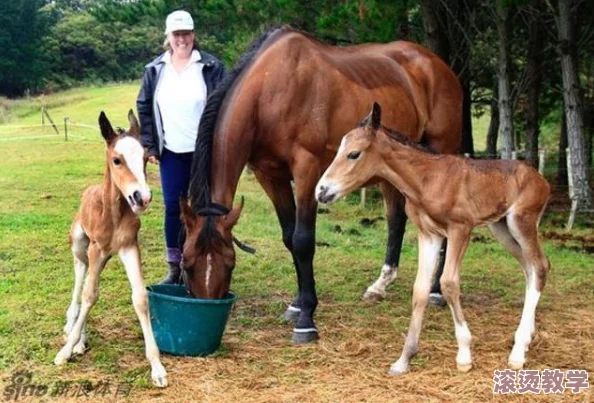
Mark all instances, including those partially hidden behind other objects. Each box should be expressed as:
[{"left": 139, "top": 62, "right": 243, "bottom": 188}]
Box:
[
  {"left": 206, "top": 253, "right": 213, "bottom": 290},
  {"left": 114, "top": 137, "right": 151, "bottom": 212}
]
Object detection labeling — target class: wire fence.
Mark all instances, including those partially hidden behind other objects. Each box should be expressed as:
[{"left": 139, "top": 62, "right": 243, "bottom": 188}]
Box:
[{"left": 0, "top": 120, "right": 99, "bottom": 143}]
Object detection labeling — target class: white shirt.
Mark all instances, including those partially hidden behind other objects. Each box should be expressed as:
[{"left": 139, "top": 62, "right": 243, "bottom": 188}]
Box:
[{"left": 155, "top": 50, "right": 207, "bottom": 153}]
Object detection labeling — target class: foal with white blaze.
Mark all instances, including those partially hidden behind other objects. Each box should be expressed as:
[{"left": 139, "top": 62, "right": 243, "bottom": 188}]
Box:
[
  {"left": 55, "top": 111, "right": 167, "bottom": 387},
  {"left": 316, "top": 103, "right": 550, "bottom": 374}
]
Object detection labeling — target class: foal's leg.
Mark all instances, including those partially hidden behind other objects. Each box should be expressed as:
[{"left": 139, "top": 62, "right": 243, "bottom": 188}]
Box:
[
  {"left": 55, "top": 243, "right": 109, "bottom": 365},
  {"left": 429, "top": 239, "right": 447, "bottom": 307},
  {"left": 488, "top": 219, "right": 524, "bottom": 265},
  {"left": 118, "top": 246, "right": 167, "bottom": 387},
  {"left": 252, "top": 170, "right": 301, "bottom": 322},
  {"left": 390, "top": 233, "right": 443, "bottom": 375},
  {"left": 64, "top": 223, "right": 89, "bottom": 355},
  {"left": 505, "top": 212, "right": 549, "bottom": 369},
  {"left": 363, "top": 183, "right": 406, "bottom": 302},
  {"left": 439, "top": 227, "right": 473, "bottom": 372}
]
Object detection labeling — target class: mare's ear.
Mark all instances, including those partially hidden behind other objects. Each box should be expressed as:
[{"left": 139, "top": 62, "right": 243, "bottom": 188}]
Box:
[
  {"left": 99, "top": 111, "right": 117, "bottom": 144},
  {"left": 180, "top": 197, "right": 197, "bottom": 233},
  {"left": 223, "top": 196, "right": 244, "bottom": 230},
  {"left": 127, "top": 109, "right": 140, "bottom": 139},
  {"left": 370, "top": 102, "right": 381, "bottom": 131}
]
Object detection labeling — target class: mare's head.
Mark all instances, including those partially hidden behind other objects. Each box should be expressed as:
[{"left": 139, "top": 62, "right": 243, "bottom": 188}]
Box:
[
  {"left": 316, "top": 102, "right": 383, "bottom": 204},
  {"left": 99, "top": 110, "right": 151, "bottom": 214},
  {"left": 179, "top": 199, "right": 245, "bottom": 299}
]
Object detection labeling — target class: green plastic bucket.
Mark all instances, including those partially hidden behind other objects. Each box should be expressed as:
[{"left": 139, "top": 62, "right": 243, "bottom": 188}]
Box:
[{"left": 147, "top": 284, "right": 237, "bottom": 356}]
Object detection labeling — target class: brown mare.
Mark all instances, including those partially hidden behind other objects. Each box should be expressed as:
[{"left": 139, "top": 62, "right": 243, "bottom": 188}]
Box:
[
  {"left": 54, "top": 111, "right": 167, "bottom": 387},
  {"left": 182, "top": 26, "right": 462, "bottom": 343},
  {"left": 316, "top": 103, "right": 551, "bottom": 373}
]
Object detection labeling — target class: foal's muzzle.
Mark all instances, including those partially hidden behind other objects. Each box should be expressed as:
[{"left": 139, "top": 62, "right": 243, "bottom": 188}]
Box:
[
  {"left": 129, "top": 189, "right": 152, "bottom": 211},
  {"left": 316, "top": 185, "right": 336, "bottom": 204}
]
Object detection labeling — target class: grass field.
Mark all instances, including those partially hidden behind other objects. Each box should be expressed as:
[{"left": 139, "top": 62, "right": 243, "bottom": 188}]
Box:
[{"left": 0, "top": 85, "right": 593, "bottom": 402}]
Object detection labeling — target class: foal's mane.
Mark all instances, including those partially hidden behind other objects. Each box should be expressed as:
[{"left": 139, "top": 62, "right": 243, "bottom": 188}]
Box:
[
  {"left": 357, "top": 118, "right": 437, "bottom": 155},
  {"left": 188, "top": 25, "right": 293, "bottom": 213}
]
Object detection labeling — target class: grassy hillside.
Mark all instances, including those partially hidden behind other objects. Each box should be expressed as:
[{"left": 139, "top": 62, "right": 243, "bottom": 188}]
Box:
[{"left": 0, "top": 85, "right": 592, "bottom": 402}]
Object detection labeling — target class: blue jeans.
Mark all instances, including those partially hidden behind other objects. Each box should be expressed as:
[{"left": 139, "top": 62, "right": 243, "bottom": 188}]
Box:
[{"left": 159, "top": 148, "right": 193, "bottom": 264}]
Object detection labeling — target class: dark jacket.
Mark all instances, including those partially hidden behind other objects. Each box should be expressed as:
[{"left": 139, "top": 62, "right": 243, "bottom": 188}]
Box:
[{"left": 136, "top": 50, "right": 226, "bottom": 158}]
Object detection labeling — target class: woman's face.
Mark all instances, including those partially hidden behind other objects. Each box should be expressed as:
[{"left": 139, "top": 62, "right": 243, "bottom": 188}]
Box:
[{"left": 168, "top": 30, "right": 195, "bottom": 57}]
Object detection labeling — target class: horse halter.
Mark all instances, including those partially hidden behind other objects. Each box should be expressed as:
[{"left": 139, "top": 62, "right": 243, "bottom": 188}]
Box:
[
  {"left": 195, "top": 202, "right": 230, "bottom": 217},
  {"left": 194, "top": 202, "right": 256, "bottom": 255}
]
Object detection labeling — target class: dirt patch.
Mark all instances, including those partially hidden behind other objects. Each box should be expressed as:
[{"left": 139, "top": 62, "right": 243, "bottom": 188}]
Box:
[
  {"left": 360, "top": 216, "right": 384, "bottom": 228},
  {"left": 543, "top": 230, "right": 594, "bottom": 254}
]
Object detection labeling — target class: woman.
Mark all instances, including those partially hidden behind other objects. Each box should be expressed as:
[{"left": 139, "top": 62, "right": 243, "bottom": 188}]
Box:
[{"left": 137, "top": 10, "right": 226, "bottom": 284}]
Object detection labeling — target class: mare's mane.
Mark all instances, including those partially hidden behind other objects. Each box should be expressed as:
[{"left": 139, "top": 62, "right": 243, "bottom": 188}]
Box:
[
  {"left": 187, "top": 25, "right": 298, "bottom": 248},
  {"left": 189, "top": 25, "right": 295, "bottom": 212}
]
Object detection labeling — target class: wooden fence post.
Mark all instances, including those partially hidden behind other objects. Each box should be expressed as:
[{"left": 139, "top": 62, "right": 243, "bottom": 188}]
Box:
[
  {"left": 42, "top": 108, "right": 59, "bottom": 135},
  {"left": 64, "top": 118, "right": 68, "bottom": 142},
  {"left": 360, "top": 188, "right": 367, "bottom": 208}
]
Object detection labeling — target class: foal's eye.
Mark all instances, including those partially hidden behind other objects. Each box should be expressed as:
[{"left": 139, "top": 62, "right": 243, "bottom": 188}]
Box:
[
  {"left": 347, "top": 151, "right": 361, "bottom": 160},
  {"left": 112, "top": 157, "right": 122, "bottom": 166}
]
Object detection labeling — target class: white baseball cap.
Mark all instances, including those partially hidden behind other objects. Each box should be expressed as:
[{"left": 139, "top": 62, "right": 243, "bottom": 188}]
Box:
[{"left": 164, "top": 10, "right": 194, "bottom": 35}]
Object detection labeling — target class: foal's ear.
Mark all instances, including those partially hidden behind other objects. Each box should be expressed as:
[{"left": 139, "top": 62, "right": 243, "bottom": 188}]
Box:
[
  {"left": 180, "top": 197, "right": 197, "bottom": 232},
  {"left": 127, "top": 109, "right": 140, "bottom": 138},
  {"left": 99, "top": 111, "right": 117, "bottom": 144},
  {"left": 224, "top": 196, "right": 244, "bottom": 230},
  {"left": 370, "top": 102, "right": 381, "bottom": 131}
]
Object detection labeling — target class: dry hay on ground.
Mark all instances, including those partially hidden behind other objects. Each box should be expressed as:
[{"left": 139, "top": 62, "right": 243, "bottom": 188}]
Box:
[{"left": 13, "top": 292, "right": 593, "bottom": 403}]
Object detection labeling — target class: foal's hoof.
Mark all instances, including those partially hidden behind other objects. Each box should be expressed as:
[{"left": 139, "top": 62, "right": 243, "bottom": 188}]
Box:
[
  {"left": 151, "top": 369, "right": 168, "bottom": 388},
  {"left": 72, "top": 341, "right": 87, "bottom": 355},
  {"left": 362, "top": 290, "right": 384, "bottom": 303},
  {"left": 292, "top": 329, "right": 319, "bottom": 344},
  {"left": 457, "top": 362, "right": 473, "bottom": 373},
  {"left": 388, "top": 361, "right": 409, "bottom": 376},
  {"left": 54, "top": 350, "right": 70, "bottom": 366},
  {"left": 429, "top": 293, "right": 447, "bottom": 307},
  {"left": 281, "top": 305, "right": 301, "bottom": 322},
  {"left": 508, "top": 360, "right": 525, "bottom": 370}
]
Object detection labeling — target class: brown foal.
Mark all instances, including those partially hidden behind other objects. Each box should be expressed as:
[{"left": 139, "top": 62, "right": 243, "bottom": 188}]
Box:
[
  {"left": 54, "top": 111, "right": 167, "bottom": 387},
  {"left": 316, "top": 103, "right": 551, "bottom": 374}
]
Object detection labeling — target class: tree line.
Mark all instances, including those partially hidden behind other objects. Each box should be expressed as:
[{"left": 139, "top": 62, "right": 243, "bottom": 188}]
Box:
[{"left": 1, "top": 0, "right": 592, "bottom": 207}]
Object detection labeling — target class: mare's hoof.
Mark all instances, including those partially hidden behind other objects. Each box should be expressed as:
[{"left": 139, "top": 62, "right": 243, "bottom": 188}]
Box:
[
  {"left": 281, "top": 305, "right": 301, "bottom": 322},
  {"left": 292, "top": 329, "right": 319, "bottom": 344},
  {"left": 362, "top": 290, "right": 384, "bottom": 303},
  {"left": 429, "top": 293, "right": 447, "bottom": 307}
]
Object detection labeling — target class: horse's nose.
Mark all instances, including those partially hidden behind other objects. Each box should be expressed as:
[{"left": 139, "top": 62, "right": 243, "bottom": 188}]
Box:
[
  {"left": 316, "top": 185, "right": 334, "bottom": 204},
  {"left": 143, "top": 190, "right": 152, "bottom": 206},
  {"left": 133, "top": 190, "right": 143, "bottom": 206}
]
